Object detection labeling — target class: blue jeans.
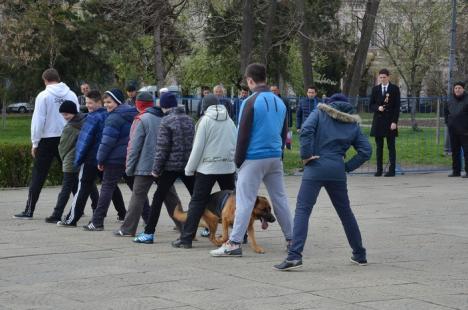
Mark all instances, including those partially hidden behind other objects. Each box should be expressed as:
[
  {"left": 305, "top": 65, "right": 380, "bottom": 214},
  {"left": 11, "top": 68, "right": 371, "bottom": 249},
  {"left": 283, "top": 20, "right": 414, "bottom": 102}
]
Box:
[{"left": 287, "top": 179, "right": 366, "bottom": 261}]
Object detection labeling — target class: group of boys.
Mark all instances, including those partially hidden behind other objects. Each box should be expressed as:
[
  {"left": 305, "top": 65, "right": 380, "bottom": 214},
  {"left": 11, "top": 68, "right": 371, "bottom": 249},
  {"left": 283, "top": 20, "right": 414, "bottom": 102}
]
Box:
[
  {"left": 13, "top": 64, "right": 294, "bottom": 254},
  {"left": 13, "top": 64, "right": 371, "bottom": 271}
]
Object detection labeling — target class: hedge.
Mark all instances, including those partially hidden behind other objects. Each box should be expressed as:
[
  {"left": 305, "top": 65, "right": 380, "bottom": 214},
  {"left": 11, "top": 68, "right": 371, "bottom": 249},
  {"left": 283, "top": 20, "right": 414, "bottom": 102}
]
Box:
[{"left": 0, "top": 143, "right": 62, "bottom": 188}]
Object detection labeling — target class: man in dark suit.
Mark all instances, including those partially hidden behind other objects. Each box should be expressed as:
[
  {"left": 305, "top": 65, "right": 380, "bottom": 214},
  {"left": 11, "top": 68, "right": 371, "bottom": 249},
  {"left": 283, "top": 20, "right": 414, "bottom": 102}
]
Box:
[{"left": 369, "top": 68, "right": 400, "bottom": 177}]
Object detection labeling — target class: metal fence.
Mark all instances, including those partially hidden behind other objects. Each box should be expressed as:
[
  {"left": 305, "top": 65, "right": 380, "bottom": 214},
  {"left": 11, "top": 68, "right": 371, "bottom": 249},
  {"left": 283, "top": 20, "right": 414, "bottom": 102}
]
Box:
[{"left": 182, "top": 95, "right": 452, "bottom": 174}]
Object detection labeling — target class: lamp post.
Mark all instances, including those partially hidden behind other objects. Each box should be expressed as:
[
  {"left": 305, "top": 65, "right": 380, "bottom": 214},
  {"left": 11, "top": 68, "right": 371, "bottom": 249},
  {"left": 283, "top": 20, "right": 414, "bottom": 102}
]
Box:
[{"left": 447, "top": 0, "right": 457, "bottom": 95}]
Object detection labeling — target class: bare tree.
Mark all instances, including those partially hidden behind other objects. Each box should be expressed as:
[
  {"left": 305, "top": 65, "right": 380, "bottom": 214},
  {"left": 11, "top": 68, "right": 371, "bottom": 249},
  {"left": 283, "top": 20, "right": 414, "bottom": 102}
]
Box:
[
  {"left": 88, "top": 0, "right": 189, "bottom": 87},
  {"left": 295, "top": 0, "right": 313, "bottom": 90},
  {"left": 240, "top": 0, "right": 254, "bottom": 76},
  {"left": 375, "top": 0, "right": 449, "bottom": 130},
  {"left": 343, "top": 0, "right": 380, "bottom": 97},
  {"left": 261, "top": 0, "right": 278, "bottom": 67}
]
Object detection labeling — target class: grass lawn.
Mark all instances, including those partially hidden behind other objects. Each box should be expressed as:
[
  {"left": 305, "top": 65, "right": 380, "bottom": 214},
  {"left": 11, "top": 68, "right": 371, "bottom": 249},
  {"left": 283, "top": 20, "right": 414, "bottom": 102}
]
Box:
[
  {"left": 0, "top": 115, "right": 31, "bottom": 145},
  {"left": 0, "top": 114, "right": 450, "bottom": 175}
]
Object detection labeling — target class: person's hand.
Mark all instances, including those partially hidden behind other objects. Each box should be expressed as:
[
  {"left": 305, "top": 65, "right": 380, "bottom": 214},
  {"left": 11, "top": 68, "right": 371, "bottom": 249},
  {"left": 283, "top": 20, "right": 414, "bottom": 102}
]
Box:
[
  {"left": 302, "top": 155, "right": 320, "bottom": 165},
  {"left": 378, "top": 106, "right": 384, "bottom": 112},
  {"left": 97, "top": 164, "right": 104, "bottom": 171},
  {"left": 152, "top": 172, "right": 159, "bottom": 178},
  {"left": 296, "top": 128, "right": 301, "bottom": 133},
  {"left": 390, "top": 122, "right": 397, "bottom": 130},
  {"left": 31, "top": 147, "right": 37, "bottom": 158}
]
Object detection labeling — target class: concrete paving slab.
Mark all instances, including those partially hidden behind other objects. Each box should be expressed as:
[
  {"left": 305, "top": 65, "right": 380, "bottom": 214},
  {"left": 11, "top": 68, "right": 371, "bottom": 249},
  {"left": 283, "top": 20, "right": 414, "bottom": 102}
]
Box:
[{"left": 1, "top": 173, "right": 467, "bottom": 309}]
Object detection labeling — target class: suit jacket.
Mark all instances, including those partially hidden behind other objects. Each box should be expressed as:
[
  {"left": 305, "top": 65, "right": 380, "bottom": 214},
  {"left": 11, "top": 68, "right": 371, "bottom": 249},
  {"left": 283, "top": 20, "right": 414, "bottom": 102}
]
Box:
[{"left": 369, "top": 83, "right": 400, "bottom": 137}]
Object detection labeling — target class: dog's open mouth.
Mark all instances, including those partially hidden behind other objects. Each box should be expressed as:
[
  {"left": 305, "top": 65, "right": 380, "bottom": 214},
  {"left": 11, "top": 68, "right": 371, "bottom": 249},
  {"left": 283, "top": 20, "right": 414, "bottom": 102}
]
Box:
[{"left": 261, "top": 218, "right": 268, "bottom": 230}]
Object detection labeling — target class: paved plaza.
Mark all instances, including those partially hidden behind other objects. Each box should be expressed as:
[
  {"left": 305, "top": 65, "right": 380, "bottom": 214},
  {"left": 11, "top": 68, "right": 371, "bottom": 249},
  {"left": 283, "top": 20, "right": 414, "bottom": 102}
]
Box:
[{"left": 0, "top": 173, "right": 467, "bottom": 309}]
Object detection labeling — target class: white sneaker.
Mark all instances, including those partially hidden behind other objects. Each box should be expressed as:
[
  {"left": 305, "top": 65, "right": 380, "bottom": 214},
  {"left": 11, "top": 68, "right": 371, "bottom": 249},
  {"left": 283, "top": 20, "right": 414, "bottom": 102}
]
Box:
[{"left": 210, "top": 241, "right": 242, "bottom": 257}]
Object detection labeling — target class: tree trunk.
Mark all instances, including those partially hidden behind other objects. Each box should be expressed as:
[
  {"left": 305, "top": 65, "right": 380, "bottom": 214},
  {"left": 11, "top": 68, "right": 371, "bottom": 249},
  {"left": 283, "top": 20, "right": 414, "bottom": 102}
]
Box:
[
  {"left": 407, "top": 86, "right": 420, "bottom": 131},
  {"left": 296, "top": 0, "right": 313, "bottom": 90},
  {"left": 240, "top": 0, "right": 254, "bottom": 77},
  {"left": 343, "top": 0, "right": 380, "bottom": 96},
  {"left": 154, "top": 23, "right": 165, "bottom": 88},
  {"left": 261, "top": 0, "right": 278, "bottom": 67}
]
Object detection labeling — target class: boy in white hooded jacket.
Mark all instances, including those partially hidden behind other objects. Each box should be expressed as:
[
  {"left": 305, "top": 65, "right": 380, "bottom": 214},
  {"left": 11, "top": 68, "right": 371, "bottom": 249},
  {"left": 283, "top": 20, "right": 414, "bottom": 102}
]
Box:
[
  {"left": 172, "top": 94, "right": 237, "bottom": 248},
  {"left": 14, "top": 68, "right": 79, "bottom": 219}
]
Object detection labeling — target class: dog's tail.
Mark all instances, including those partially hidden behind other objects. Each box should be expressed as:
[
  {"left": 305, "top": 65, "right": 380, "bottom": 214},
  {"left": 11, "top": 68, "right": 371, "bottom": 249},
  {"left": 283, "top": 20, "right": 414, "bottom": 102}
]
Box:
[{"left": 173, "top": 205, "right": 187, "bottom": 223}]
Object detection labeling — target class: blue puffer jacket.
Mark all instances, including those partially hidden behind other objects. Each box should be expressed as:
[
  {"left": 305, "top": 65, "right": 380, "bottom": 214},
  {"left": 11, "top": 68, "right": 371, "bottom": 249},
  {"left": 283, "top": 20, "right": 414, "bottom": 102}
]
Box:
[
  {"left": 301, "top": 101, "right": 371, "bottom": 181},
  {"left": 74, "top": 107, "right": 108, "bottom": 168},
  {"left": 97, "top": 104, "right": 138, "bottom": 166}
]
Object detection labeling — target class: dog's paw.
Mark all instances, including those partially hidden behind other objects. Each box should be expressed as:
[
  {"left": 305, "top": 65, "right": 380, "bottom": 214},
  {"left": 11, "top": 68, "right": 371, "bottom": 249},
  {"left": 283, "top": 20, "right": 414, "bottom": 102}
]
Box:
[
  {"left": 214, "top": 238, "right": 226, "bottom": 246},
  {"left": 254, "top": 247, "right": 265, "bottom": 254}
]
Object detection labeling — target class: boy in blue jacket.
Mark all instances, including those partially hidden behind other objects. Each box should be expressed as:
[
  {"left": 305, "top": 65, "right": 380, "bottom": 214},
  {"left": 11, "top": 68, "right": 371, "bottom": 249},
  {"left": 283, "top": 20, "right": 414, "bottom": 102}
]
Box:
[
  {"left": 83, "top": 89, "right": 137, "bottom": 231},
  {"left": 58, "top": 90, "right": 127, "bottom": 227},
  {"left": 274, "top": 94, "right": 371, "bottom": 271}
]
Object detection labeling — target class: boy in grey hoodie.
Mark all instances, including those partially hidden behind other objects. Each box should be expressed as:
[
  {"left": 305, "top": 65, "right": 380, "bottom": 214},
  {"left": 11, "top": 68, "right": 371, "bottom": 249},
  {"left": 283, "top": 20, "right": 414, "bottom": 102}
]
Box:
[{"left": 172, "top": 94, "right": 237, "bottom": 249}]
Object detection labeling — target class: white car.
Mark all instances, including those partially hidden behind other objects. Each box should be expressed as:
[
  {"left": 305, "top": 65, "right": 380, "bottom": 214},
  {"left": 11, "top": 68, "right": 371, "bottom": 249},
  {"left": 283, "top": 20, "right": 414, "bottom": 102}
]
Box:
[{"left": 7, "top": 102, "right": 34, "bottom": 113}]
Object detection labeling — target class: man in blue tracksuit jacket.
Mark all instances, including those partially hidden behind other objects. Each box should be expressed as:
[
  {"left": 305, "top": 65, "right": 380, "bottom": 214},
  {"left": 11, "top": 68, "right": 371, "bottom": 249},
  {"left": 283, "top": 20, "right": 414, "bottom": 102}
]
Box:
[{"left": 210, "top": 63, "right": 293, "bottom": 257}]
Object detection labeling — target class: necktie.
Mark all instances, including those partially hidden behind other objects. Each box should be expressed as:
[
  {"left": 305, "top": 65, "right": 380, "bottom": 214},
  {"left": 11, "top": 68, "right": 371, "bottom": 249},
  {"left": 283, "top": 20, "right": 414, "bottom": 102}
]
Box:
[{"left": 382, "top": 86, "right": 386, "bottom": 96}]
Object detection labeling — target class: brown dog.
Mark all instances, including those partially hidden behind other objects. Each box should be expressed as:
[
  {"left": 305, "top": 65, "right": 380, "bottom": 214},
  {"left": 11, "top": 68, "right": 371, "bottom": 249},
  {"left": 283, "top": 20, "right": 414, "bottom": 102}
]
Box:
[{"left": 173, "top": 190, "right": 276, "bottom": 253}]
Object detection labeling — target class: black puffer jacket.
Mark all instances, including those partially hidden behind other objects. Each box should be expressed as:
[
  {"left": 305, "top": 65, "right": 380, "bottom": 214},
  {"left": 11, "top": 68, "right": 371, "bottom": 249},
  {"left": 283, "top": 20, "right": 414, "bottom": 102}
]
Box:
[
  {"left": 152, "top": 106, "right": 195, "bottom": 175},
  {"left": 445, "top": 92, "right": 468, "bottom": 135}
]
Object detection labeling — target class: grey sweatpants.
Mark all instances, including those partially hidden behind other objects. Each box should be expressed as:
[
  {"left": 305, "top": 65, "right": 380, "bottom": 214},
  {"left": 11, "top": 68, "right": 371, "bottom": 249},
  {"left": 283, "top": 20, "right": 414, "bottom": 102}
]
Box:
[
  {"left": 120, "top": 175, "right": 181, "bottom": 235},
  {"left": 230, "top": 158, "right": 293, "bottom": 243}
]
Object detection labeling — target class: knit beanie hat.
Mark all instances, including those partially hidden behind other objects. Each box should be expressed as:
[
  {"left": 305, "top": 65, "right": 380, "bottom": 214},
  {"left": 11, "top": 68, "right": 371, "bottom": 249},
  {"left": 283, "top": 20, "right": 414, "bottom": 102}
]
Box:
[
  {"left": 105, "top": 88, "right": 124, "bottom": 105},
  {"left": 59, "top": 100, "right": 78, "bottom": 114},
  {"left": 159, "top": 92, "right": 178, "bottom": 109},
  {"left": 135, "top": 91, "right": 154, "bottom": 112},
  {"left": 202, "top": 94, "right": 219, "bottom": 112},
  {"left": 326, "top": 93, "right": 355, "bottom": 114},
  {"left": 454, "top": 81, "right": 466, "bottom": 89},
  {"left": 326, "top": 93, "right": 349, "bottom": 104}
]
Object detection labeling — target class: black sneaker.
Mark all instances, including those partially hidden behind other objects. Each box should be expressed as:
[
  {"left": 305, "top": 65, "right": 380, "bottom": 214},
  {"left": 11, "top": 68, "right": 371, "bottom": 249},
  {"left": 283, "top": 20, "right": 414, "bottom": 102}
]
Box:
[
  {"left": 113, "top": 229, "right": 134, "bottom": 237},
  {"left": 171, "top": 239, "right": 192, "bottom": 249},
  {"left": 374, "top": 171, "right": 382, "bottom": 177},
  {"left": 83, "top": 222, "right": 104, "bottom": 231},
  {"left": 117, "top": 215, "right": 125, "bottom": 222},
  {"left": 448, "top": 172, "right": 461, "bottom": 177},
  {"left": 273, "top": 259, "right": 303, "bottom": 271},
  {"left": 350, "top": 256, "right": 367, "bottom": 266},
  {"left": 57, "top": 221, "right": 76, "bottom": 227},
  {"left": 13, "top": 212, "right": 33, "bottom": 219},
  {"left": 45, "top": 215, "right": 61, "bottom": 223}
]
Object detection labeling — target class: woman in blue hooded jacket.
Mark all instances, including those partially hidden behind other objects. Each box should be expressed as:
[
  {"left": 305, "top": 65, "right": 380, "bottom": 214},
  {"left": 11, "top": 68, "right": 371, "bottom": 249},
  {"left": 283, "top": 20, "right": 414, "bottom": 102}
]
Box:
[{"left": 274, "top": 94, "right": 372, "bottom": 271}]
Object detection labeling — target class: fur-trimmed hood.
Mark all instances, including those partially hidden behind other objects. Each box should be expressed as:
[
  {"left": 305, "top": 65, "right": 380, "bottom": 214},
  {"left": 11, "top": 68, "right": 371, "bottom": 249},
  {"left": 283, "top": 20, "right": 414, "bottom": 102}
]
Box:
[{"left": 318, "top": 103, "right": 361, "bottom": 124}]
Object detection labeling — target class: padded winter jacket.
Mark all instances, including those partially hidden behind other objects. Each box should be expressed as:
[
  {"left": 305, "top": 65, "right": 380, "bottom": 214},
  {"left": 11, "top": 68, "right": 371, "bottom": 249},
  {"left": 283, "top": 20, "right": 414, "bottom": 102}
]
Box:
[
  {"left": 152, "top": 106, "right": 195, "bottom": 175},
  {"left": 74, "top": 107, "right": 108, "bottom": 168},
  {"left": 97, "top": 104, "right": 138, "bottom": 166},
  {"left": 59, "top": 113, "right": 86, "bottom": 173},
  {"left": 126, "top": 107, "right": 165, "bottom": 176},
  {"left": 301, "top": 102, "right": 371, "bottom": 181}
]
